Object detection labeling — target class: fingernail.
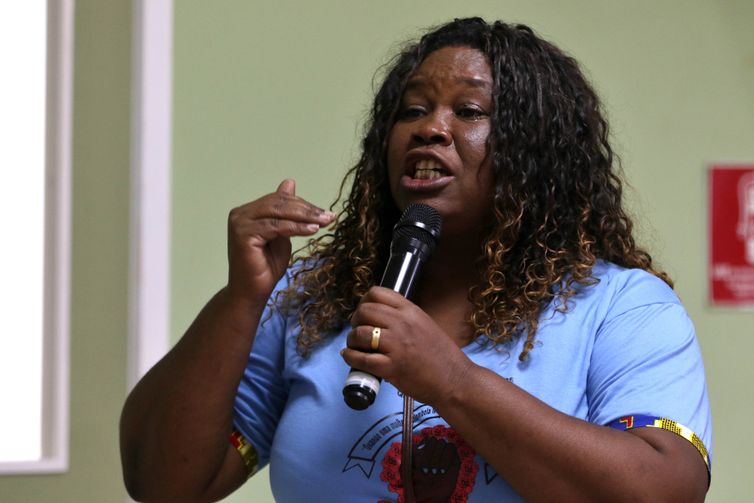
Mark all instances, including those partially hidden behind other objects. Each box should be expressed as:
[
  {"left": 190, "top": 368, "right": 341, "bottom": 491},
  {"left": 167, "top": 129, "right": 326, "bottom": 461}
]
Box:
[
  {"left": 306, "top": 223, "right": 320, "bottom": 232},
  {"left": 324, "top": 211, "right": 337, "bottom": 219},
  {"left": 340, "top": 348, "right": 346, "bottom": 356}
]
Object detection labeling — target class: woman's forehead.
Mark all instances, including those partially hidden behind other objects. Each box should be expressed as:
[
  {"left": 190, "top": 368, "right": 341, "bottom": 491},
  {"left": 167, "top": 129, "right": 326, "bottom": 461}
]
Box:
[
  {"left": 411, "top": 46, "right": 491, "bottom": 83},
  {"left": 405, "top": 47, "right": 492, "bottom": 97}
]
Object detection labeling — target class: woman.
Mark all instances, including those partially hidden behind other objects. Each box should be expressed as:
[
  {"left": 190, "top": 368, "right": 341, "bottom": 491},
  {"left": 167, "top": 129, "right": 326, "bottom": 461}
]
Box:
[{"left": 121, "top": 18, "right": 711, "bottom": 502}]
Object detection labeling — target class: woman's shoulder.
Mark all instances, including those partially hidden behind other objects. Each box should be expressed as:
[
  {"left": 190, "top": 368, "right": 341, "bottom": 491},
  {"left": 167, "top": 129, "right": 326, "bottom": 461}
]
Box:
[
  {"left": 591, "top": 260, "right": 678, "bottom": 302},
  {"left": 579, "top": 261, "right": 684, "bottom": 325}
]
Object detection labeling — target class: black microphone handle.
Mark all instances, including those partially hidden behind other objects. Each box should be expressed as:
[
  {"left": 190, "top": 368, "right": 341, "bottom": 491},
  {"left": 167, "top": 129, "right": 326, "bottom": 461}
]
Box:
[{"left": 342, "top": 246, "right": 427, "bottom": 410}]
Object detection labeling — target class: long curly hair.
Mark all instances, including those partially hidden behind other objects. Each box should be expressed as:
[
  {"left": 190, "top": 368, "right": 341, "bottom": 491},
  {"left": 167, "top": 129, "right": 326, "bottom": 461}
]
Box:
[{"left": 279, "top": 17, "right": 670, "bottom": 360}]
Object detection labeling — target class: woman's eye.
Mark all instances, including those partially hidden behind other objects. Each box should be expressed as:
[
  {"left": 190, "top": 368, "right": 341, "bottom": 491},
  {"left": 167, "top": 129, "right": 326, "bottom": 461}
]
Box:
[
  {"left": 398, "top": 107, "right": 424, "bottom": 119},
  {"left": 456, "top": 106, "right": 487, "bottom": 119}
]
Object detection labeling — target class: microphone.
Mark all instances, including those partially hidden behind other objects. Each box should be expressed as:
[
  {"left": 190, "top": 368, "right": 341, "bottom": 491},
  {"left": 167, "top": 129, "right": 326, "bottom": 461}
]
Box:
[{"left": 342, "top": 203, "right": 442, "bottom": 410}]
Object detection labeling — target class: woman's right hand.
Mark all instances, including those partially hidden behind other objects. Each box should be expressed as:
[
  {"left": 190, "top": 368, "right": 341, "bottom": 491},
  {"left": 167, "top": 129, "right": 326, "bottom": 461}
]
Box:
[{"left": 226, "top": 178, "right": 336, "bottom": 304}]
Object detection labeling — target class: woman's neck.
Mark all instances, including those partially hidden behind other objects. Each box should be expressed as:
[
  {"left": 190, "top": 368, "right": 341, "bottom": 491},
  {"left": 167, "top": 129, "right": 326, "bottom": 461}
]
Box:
[
  {"left": 420, "top": 230, "right": 485, "bottom": 287},
  {"left": 412, "top": 246, "right": 482, "bottom": 347}
]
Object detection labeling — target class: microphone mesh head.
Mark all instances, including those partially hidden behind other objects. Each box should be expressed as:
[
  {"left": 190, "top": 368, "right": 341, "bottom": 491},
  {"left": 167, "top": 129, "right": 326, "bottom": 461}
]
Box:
[{"left": 393, "top": 203, "right": 442, "bottom": 252}]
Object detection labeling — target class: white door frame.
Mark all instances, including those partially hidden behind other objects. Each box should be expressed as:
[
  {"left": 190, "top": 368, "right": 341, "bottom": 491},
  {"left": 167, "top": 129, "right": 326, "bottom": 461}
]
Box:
[{"left": 128, "top": 0, "right": 173, "bottom": 391}]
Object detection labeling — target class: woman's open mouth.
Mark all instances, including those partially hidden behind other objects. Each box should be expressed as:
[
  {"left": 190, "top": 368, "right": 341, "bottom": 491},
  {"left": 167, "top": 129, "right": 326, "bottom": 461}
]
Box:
[
  {"left": 412, "top": 159, "right": 448, "bottom": 180},
  {"left": 401, "top": 159, "right": 454, "bottom": 191}
]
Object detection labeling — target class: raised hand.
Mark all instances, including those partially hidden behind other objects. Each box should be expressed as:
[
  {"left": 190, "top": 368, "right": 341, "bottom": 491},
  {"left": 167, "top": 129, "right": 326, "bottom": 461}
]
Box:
[{"left": 226, "top": 179, "right": 336, "bottom": 304}]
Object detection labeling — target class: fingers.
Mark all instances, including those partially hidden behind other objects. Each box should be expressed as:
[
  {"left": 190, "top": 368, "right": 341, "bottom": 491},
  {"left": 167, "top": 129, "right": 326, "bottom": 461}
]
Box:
[
  {"left": 230, "top": 193, "right": 334, "bottom": 228},
  {"left": 343, "top": 316, "right": 400, "bottom": 380},
  {"left": 346, "top": 288, "right": 418, "bottom": 357},
  {"left": 229, "top": 179, "right": 337, "bottom": 240},
  {"left": 343, "top": 323, "right": 393, "bottom": 379},
  {"left": 233, "top": 217, "right": 321, "bottom": 243},
  {"left": 340, "top": 347, "right": 392, "bottom": 378},
  {"left": 347, "top": 325, "right": 389, "bottom": 353},
  {"left": 276, "top": 178, "right": 296, "bottom": 196},
  {"left": 358, "top": 286, "right": 408, "bottom": 308},
  {"left": 269, "top": 178, "right": 333, "bottom": 225},
  {"left": 349, "top": 300, "right": 398, "bottom": 329},
  {"left": 349, "top": 286, "right": 415, "bottom": 327}
]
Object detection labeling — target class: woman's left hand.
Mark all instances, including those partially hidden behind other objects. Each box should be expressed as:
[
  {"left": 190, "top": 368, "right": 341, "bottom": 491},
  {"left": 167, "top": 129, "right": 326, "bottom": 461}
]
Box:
[{"left": 341, "top": 286, "right": 475, "bottom": 406}]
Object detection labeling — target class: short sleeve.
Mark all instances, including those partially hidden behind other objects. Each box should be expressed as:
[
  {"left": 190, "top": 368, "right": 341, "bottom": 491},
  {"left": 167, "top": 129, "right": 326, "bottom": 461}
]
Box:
[
  {"left": 232, "top": 275, "right": 292, "bottom": 468},
  {"left": 586, "top": 271, "right": 712, "bottom": 465}
]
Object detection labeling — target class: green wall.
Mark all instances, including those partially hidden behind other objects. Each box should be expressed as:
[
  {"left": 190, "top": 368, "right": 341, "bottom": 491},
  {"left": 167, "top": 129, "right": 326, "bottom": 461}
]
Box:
[
  {"left": 0, "top": 0, "right": 132, "bottom": 501},
  {"left": 173, "top": 2, "right": 754, "bottom": 502}
]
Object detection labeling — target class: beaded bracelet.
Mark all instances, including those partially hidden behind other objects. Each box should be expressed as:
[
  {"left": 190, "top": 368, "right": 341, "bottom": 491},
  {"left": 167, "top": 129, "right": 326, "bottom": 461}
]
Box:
[
  {"left": 607, "top": 415, "right": 710, "bottom": 477},
  {"left": 230, "top": 429, "right": 260, "bottom": 478}
]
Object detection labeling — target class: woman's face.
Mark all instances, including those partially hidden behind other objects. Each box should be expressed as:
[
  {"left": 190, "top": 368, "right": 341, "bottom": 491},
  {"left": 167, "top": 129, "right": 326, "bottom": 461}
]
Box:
[{"left": 387, "top": 46, "right": 495, "bottom": 239}]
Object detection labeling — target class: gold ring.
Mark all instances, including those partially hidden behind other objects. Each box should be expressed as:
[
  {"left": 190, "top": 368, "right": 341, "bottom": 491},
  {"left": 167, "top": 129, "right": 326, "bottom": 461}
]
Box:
[{"left": 371, "top": 327, "right": 381, "bottom": 351}]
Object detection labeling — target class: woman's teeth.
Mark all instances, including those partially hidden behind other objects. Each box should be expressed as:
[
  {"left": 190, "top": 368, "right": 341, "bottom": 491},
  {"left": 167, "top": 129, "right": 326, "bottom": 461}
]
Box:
[{"left": 413, "top": 159, "right": 444, "bottom": 180}]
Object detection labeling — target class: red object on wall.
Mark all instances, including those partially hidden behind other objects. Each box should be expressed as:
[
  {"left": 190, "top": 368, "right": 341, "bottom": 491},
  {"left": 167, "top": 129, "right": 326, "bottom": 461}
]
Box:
[{"left": 709, "top": 165, "right": 754, "bottom": 306}]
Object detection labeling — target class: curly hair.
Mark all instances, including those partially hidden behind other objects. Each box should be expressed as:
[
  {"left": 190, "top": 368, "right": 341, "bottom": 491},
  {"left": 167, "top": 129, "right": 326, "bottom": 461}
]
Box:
[{"left": 279, "top": 17, "right": 670, "bottom": 360}]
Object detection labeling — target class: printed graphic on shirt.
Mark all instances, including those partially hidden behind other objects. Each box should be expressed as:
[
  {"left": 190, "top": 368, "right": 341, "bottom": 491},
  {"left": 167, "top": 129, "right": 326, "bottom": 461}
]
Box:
[
  {"left": 344, "top": 403, "right": 497, "bottom": 502},
  {"left": 379, "top": 424, "right": 479, "bottom": 503}
]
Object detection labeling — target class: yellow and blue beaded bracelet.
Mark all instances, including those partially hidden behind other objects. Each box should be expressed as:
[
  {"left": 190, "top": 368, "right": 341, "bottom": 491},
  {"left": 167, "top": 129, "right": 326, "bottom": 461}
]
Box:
[{"left": 607, "top": 415, "right": 710, "bottom": 480}]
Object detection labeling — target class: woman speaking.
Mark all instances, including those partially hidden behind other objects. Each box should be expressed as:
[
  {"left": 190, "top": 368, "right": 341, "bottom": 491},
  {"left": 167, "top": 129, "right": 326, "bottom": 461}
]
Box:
[{"left": 120, "top": 17, "right": 711, "bottom": 502}]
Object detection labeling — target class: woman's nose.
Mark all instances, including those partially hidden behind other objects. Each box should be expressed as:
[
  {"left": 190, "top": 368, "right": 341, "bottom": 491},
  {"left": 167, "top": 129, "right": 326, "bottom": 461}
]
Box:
[{"left": 412, "top": 113, "right": 451, "bottom": 146}]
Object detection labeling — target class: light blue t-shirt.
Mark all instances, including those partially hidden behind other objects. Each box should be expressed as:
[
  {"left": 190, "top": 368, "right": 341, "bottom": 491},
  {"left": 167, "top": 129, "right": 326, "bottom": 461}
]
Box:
[{"left": 233, "top": 262, "right": 712, "bottom": 502}]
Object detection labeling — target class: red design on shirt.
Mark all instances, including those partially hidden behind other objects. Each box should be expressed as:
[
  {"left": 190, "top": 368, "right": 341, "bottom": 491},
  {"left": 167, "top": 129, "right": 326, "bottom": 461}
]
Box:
[{"left": 379, "top": 425, "right": 479, "bottom": 502}]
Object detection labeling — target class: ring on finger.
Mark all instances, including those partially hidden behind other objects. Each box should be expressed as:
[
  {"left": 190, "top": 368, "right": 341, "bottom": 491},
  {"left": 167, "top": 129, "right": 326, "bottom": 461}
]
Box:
[{"left": 371, "top": 327, "right": 381, "bottom": 351}]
